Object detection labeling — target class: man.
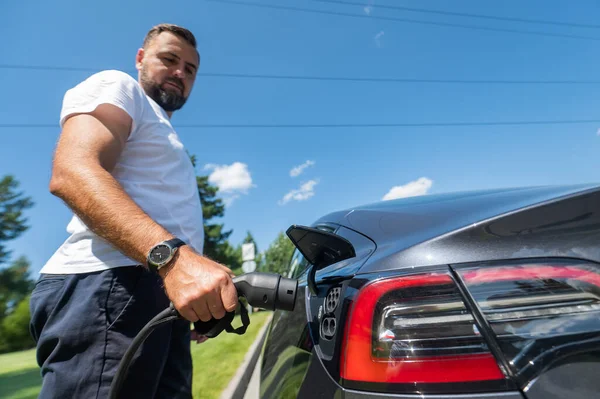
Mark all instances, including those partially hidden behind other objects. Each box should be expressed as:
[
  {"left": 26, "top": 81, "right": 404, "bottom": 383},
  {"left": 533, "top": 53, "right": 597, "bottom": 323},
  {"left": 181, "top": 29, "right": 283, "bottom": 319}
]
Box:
[{"left": 29, "top": 24, "right": 238, "bottom": 398}]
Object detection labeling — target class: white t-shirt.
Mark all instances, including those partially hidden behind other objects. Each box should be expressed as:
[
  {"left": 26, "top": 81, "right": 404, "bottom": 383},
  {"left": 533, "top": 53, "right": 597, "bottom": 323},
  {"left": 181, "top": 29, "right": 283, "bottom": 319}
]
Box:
[{"left": 40, "top": 70, "right": 204, "bottom": 274}]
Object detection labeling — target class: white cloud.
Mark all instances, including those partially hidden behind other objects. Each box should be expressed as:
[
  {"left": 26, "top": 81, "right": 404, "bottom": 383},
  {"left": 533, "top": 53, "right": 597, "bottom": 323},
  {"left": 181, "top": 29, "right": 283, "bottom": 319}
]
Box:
[
  {"left": 279, "top": 180, "right": 319, "bottom": 205},
  {"left": 382, "top": 177, "right": 433, "bottom": 201},
  {"left": 290, "top": 160, "right": 315, "bottom": 177},
  {"left": 204, "top": 162, "right": 254, "bottom": 206},
  {"left": 374, "top": 30, "right": 385, "bottom": 48},
  {"left": 597, "top": 128, "right": 600, "bottom": 136},
  {"left": 222, "top": 195, "right": 240, "bottom": 207}
]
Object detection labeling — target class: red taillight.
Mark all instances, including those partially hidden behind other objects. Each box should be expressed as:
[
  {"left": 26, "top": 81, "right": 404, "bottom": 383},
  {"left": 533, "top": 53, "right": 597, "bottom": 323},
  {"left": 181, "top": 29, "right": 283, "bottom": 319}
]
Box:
[
  {"left": 462, "top": 265, "right": 600, "bottom": 287},
  {"left": 341, "top": 273, "right": 505, "bottom": 384},
  {"left": 456, "top": 261, "right": 600, "bottom": 387}
]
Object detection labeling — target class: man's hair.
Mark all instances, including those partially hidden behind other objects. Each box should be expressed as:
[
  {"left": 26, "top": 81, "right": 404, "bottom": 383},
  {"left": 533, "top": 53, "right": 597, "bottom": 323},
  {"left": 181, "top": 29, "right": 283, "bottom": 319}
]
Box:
[{"left": 143, "top": 23, "right": 197, "bottom": 49}]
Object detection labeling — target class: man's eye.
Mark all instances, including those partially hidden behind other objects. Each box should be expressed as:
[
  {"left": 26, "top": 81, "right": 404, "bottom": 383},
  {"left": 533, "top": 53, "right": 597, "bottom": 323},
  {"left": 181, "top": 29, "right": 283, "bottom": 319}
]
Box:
[
  {"left": 164, "top": 57, "right": 175, "bottom": 63},
  {"left": 186, "top": 67, "right": 194, "bottom": 75}
]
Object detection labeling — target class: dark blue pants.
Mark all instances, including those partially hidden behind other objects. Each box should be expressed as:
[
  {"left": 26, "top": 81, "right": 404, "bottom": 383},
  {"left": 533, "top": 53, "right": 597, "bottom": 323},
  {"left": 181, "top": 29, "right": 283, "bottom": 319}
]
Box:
[{"left": 29, "top": 266, "right": 192, "bottom": 399}]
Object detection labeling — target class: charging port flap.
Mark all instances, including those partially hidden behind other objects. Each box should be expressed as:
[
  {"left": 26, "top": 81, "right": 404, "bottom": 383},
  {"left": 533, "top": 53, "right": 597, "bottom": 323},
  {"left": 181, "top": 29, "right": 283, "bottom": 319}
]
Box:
[{"left": 286, "top": 225, "right": 356, "bottom": 294}]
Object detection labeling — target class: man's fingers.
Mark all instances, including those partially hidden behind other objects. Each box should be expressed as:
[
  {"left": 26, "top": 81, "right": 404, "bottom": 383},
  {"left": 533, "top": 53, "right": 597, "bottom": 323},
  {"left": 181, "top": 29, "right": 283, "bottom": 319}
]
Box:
[
  {"left": 178, "top": 307, "right": 200, "bottom": 323},
  {"left": 195, "top": 335, "right": 209, "bottom": 344},
  {"left": 221, "top": 280, "right": 239, "bottom": 313},
  {"left": 206, "top": 292, "right": 226, "bottom": 319},
  {"left": 162, "top": 254, "right": 239, "bottom": 323},
  {"left": 216, "top": 263, "right": 234, "bottom": 275},
  {"left": 192, "top": 299, "right": 212, "bottom": 322},
  {"left": 191, "top": 331, "right": 209, "bottom": 344}
]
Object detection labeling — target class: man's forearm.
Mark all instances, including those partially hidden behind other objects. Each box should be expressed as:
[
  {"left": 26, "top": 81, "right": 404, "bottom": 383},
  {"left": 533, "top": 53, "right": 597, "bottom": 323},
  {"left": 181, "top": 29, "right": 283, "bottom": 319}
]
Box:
[{"left": 50, "top": 162, "right": 176, "bottom": 266}]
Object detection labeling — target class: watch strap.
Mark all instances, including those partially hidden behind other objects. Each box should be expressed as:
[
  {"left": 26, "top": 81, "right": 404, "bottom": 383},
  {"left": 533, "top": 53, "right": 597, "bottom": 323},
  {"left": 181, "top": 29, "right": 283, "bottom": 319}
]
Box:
[{"left": 165, "top": 238, "right": 186, "bottom": 249}]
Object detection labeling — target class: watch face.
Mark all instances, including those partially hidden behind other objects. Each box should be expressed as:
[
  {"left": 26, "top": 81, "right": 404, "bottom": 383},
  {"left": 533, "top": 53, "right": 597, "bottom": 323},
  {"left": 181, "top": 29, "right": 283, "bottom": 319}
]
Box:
[{"left": 150, "top": 244, "right": 171, "bottom": 265}]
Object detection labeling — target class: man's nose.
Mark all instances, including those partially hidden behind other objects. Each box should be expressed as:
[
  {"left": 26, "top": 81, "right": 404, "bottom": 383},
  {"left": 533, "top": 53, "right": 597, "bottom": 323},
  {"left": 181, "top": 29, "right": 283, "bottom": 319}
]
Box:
[{"left": 172, "top": 64, "right": 187, "bottom": 80}]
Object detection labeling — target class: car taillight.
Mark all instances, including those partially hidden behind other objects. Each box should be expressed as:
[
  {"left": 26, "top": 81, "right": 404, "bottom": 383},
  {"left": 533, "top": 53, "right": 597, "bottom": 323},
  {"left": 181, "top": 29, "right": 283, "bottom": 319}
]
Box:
[
  {"left": 456, "top": 260, "right": 600, "bottom": 387},
  {"left": 340, "top": 272, "right": 507, "bottom": 392}
]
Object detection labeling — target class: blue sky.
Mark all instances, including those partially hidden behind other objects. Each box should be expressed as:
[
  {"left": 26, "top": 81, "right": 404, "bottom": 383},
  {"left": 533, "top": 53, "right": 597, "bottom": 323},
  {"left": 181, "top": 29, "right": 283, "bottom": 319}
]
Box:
[{"left": 2, "top": 0, "right": 600, "bottom": 273}]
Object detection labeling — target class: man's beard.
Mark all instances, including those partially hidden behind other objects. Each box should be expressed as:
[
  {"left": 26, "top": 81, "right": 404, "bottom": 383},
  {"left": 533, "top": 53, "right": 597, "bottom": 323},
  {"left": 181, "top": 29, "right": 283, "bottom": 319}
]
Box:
[{"left": 140, "top": 67, "right": 187, "bottom": 112}]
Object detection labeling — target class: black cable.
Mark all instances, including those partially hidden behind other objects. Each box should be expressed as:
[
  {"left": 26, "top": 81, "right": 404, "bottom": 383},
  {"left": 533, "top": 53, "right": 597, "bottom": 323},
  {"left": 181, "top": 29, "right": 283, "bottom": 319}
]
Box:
[
  {"left": 204, "top": 0, "right": 600, "bottom": 42},
  {"left": 108, "top": 305, "right": 179, "bottom": 399},
  {"left": 3, "top": 119, "right": 600, "bottom": 129},
  {"left": 312, "top": 0, "right": 600, "bottom": 30},
  {"left": 2, "top": 64, "right": 600, "bottom": 85}
]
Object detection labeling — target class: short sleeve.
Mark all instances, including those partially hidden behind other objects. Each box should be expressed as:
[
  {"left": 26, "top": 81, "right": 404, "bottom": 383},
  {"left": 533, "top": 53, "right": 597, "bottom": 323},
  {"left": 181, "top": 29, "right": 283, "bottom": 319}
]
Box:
[{"left": 59, "top": 70, "right": 142, "bottom": 132}]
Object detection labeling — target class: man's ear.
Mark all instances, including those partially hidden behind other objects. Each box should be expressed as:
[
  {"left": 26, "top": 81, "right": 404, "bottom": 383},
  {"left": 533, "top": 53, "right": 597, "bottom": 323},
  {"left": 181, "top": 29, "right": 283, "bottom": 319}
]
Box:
[{"left": 135, "top": 48, "right": 145, "bottom": 71}]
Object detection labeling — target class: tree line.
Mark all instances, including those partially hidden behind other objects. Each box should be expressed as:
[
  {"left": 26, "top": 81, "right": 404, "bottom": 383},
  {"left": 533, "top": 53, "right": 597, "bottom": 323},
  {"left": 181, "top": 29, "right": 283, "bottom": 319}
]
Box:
[{"left": 0, "top": 155, "right": 295, "bottom": 354}]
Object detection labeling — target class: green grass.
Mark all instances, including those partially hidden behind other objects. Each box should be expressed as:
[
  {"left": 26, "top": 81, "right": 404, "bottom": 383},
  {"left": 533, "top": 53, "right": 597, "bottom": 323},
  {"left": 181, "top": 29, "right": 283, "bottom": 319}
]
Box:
[
  {"left": 0, "top": 311, "right": 271, "bottom": 399},
  {"left": 192, "top": 311, "right": 270, "bottom": 399},
  {"left": 0, "top": 348, "right": 41, "bottom": 399}
]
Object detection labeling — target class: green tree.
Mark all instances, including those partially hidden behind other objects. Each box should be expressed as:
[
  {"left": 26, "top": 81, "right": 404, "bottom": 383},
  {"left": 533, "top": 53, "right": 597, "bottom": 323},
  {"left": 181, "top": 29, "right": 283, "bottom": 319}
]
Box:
[
  {"left": 0, "top": 175, "right": 34, "bottom": 265},
  {"left": 0, "top": 174, "right": 35, "bottom": 318},
  {"left": 261, "top": 232, "right": 295, "bottom": 275},
  {"left": 189, "top": 155, "right": 234, "bottom": 265},
  {"left": 223, "top": 241, "right": 242, "bottom": 275},
  {"left": 0, "top": 175, "right": 35, "bottom": 353},
  {"left": 197, "top": 173, "right": 233, "bottom": 264},
  {"left": 0, "top": 256, "right": 34, "bottom": 318},
  {"left": 0, "top": 295, "right": 33, "bottom": 353}
]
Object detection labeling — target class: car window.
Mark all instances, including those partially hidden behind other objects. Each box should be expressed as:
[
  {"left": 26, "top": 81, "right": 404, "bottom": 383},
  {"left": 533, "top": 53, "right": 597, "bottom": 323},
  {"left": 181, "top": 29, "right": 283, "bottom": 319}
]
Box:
[{"left": 287, "top": 248, "right": 309, "bottom": 279}]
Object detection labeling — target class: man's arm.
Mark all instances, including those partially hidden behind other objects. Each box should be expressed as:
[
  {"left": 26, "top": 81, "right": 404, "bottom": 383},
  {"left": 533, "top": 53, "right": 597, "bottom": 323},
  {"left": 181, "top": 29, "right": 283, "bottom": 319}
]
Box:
[{"left": 50, "top": 104, "right": 238, "bottom": 322}]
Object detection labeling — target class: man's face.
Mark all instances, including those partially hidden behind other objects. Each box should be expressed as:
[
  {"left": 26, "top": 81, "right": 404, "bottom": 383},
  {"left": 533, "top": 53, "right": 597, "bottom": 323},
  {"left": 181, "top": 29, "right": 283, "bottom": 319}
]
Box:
[{"left": 136, "top": 31, "right": 199, "bottom": 113}]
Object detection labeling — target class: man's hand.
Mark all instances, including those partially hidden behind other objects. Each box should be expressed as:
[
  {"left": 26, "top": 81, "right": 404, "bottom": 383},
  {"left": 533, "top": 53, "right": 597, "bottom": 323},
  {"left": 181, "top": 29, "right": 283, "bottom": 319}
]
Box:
[
  {"left": 160, "top": 246, "right": 239, "bottom": 322},
  {"left": 191, "top": 331, "right": 209, "bottom": 344}
]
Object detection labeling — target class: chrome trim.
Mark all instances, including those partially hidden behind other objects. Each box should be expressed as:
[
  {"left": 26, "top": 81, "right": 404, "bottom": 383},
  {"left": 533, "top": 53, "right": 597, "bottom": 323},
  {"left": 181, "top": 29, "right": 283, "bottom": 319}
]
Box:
[
  {"left": 486, "top": 302, "right": 600, "bottom": 322},
  {"left": 480, "top": 292, "right": 598, "bottom": 310},
  {"left": 392, "top": 313, "right": 474, "bottom": 328}
]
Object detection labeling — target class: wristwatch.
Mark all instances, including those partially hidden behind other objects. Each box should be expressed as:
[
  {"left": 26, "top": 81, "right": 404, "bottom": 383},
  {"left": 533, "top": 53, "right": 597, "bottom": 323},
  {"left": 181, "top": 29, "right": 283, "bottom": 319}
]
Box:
[{"left": 147, "top": 238, "right": 186, "bottom": 273}]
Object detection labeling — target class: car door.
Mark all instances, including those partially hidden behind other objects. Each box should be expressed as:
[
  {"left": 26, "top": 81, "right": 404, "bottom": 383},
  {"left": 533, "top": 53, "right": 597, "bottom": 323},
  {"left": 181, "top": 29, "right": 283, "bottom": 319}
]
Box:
[{"left": 258, "top": 236, "right": 317, "bottom": 399}]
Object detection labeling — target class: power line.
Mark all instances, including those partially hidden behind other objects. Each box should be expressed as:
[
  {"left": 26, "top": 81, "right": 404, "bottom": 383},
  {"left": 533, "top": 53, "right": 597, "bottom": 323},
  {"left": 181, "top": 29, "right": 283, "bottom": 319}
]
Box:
[
  {"left": 3, "top": 119, "right": 600, "bottom": 129},
  {"left": 201, "top": 73, "right": 600, "bottom": 85},
  {"left": 0, "top": 64, "right": 121, "bottom": 73},
  {"left": 313, "top": 0, "right": 600, "bottom": 30},
  {"left": 0, "top": 64, "right": 102, "bottom": 73},
  {"left": 2, "top": 64, "right": 600, "bottom": 85},
  {"left": 149, "top": 120, "right": 600, "bottom": 128},
  {"left": 204, "top": 0, "right": 600, "bottom": 42}
]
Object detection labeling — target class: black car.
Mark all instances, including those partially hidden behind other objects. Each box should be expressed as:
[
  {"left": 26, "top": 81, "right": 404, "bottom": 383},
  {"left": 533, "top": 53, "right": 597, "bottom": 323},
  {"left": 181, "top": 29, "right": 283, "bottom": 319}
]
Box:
[{"left": 258, "top": 184, "right": 600, "bottom": 399}]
